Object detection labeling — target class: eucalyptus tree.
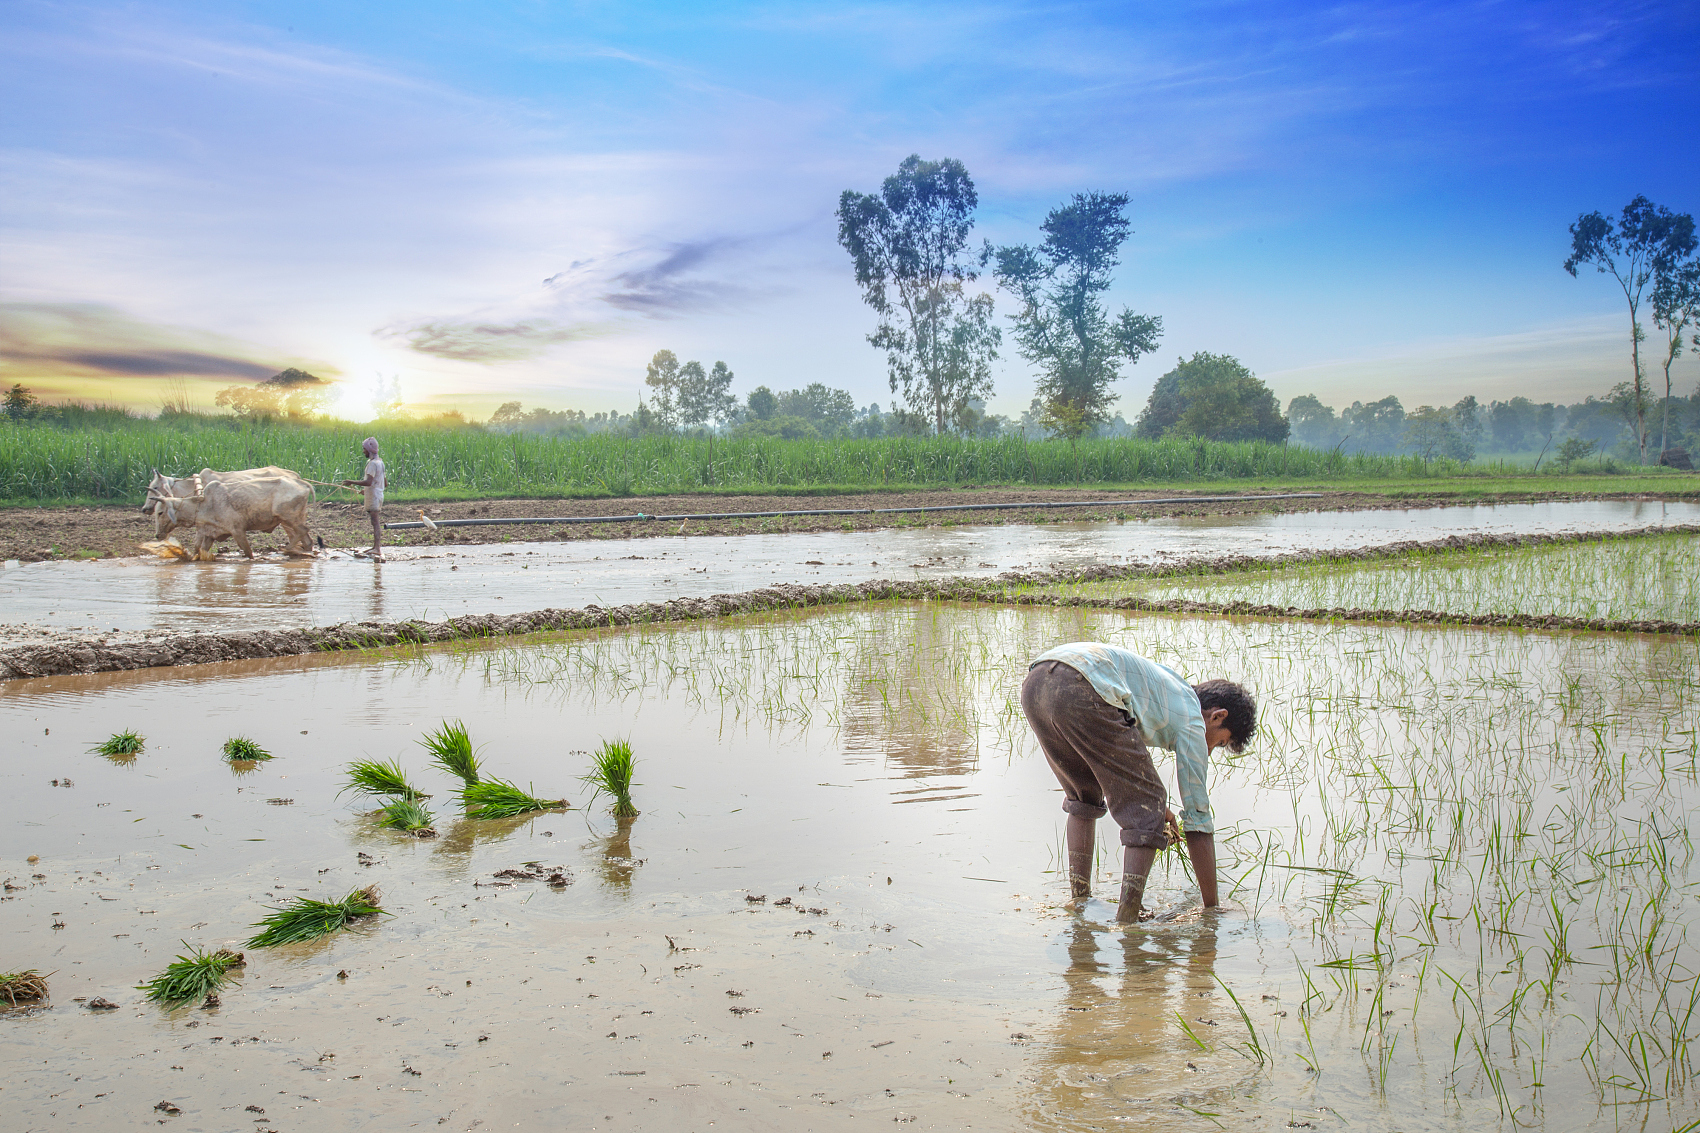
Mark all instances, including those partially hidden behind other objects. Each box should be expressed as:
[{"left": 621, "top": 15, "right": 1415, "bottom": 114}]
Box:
[
  {"left": 993, "top": 192, "right": 1162, "bottom": 438},
  {"left": 837, "top": 155, "right": 1000, "bottom": 433},
  {"left": 1652, "top": 259, "right": 1700, "bottom": 457},
  {"left": 1564, "top": 196, "right": 1697, "bottom": 462}
]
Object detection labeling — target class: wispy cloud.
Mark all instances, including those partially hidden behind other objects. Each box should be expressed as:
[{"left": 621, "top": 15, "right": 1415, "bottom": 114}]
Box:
[
  {"left": 395, "top": 318, "right": 609, "bottom": 363},
  {"left": 0, "top": 303, "right": 289, "bottom": 381}
]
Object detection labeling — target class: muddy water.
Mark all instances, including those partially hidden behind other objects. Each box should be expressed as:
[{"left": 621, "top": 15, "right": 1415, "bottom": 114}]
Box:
[
  {"left": 3, "top": 498, "right": 1697, "bottom": 636},
  {"left": 3, "top": 603, "right": 1698, "bottom": 1130}
]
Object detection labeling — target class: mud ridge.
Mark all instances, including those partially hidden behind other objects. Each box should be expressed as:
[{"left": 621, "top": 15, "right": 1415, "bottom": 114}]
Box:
[{"left": 2, "top": 524, "right": 1695, "bottom": 680}]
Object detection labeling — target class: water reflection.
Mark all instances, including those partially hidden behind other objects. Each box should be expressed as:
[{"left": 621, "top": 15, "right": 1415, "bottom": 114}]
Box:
[
  {"left": 1027, "top": 913, "right": 1240, "bottom": 1126},
  {"left": 587, "top": 816, "right": 643, "bottom": 891},
  {"left": 839, "top": 606, "right": 982, "bottom": 777}
]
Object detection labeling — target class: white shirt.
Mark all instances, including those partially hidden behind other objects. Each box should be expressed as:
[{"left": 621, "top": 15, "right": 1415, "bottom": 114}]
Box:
[{"left": 363, "top": 457, "right": 386, "bottom": 510}]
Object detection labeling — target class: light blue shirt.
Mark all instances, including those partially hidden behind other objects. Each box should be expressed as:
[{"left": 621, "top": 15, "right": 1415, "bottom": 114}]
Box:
[{"left": 1031, "top": 642, "right": 1214, "bottom": 834}]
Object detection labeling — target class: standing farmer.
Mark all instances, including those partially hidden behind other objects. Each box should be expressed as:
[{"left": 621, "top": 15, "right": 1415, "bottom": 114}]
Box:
[
  {"left": 1020, "top": 642, "right": 1257, "bottom": 922},
  {"left": 340, "top": 437, "right": 387, "bottom": 560}
]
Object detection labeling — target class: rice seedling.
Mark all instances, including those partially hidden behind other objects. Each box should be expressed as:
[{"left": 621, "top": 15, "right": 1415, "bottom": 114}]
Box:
[
  {"left": 420, "top": 719, "right": 481, "bottom": 784},
  {"left": 581, "top": 738, "right": 639, "bottom": 817},
  {"left": 0, "top": 969, "right": 50, "bottom": 1006},
  {"left": 460, "top": 779, "right": 568, "bottom": 820},
  {"left": 221, "top": 736, "right": 271, "bottom": 762},
  {"left": 91, "top": 729, "right": 144, "bottom": 757},
  {"left": 138, "top": 946, "right": 244, "bottom": 1006},
  {"left": 376, "top": 797, "right": 437, "bottom": 836},
  {"left": 246, "top": 887, "right": 387, "bottom": 948},
  {"left": 342, "top": 758, "right": 427, "bottom": 801}
]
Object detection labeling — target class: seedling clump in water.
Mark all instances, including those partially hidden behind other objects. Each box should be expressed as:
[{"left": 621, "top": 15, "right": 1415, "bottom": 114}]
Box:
[
  {"left": 461, "top": 779, "right": 568, "bottom": 820},
  {"left": 92, "top": 729, "right": 144, "bottom": 757},
  {"left": 221, "top": 736, "right": 271, "bottom": 762},
  {"left": 342, "top": 758, "right": 427, "bottom": 801},
  {"left": 420, "top": 719, "right": 482, "bottom": 784},
  {"left": 246, "top": 887, "right": 387, "bottom": 947},
  {"left": 582, "top": 739, "right": 639, "bottom": 817},
  {"left": 138, "top": 946, "right": 244, "bottom": 1007},
  {"left": 0, "top": 969, "right": 50, "bottom": 1006},
  {"left": 377, "top": 797, "right": 437, "bottom": 837}
]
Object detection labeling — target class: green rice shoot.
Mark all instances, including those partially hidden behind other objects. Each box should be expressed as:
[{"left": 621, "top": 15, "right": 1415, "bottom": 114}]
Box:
[
  {"left": 582, "top": 738, "right": 639, "bottom": 818},
  {"left": 138, "top": 946, "right": 244, "bottom": 1006},
  {"left": 245, "top": 887, "right": 387, "bottom": 948},
  {"left": 91, "top": 729, "right": 144, "bottom": 757},
  {"left": 376, "top": 797, "right": 437, "bottom": 835},
  {"left": 221, "top": 736, "right": 272, "bottom": 762},
  {"left": 0, "top": 969, "right": 50, "bottom": 1006},
  {"left": 461, "top": 779, "right": 567, "bottom": 820},
  {"left": 342, "top": 758, "right": 427, "bottom": 801},
  {"left": 419, "top": 719, "right": 482, "bottom": 784}
]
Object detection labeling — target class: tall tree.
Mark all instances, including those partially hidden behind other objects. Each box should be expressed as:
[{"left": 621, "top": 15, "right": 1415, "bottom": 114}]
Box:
[
  {"left": 677, "top": 359, "right": 738, "bottom": 429},
  {"left": 1652, "top": 258, "right": 1700, "bottom": 457},
  {"left": 993, "top": 192, "right": 1162, "bottom": 439},
  {"left": 643, "top": 350, "right": 682, "bottom": 428},
  {"left": 837, "top": 155, "right": 1000, "bottom": 433},
  {"left": 1133, "top": 353, "right": 1286, "bottom": 443},
  {"left": 1564, "top": 196, "right": 1697, "bottom": 462}
]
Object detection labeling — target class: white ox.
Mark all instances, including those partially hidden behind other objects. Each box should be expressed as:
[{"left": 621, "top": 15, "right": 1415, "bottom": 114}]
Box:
[{"left": 145, "top": 467, "right": 315, "bottom": 559}]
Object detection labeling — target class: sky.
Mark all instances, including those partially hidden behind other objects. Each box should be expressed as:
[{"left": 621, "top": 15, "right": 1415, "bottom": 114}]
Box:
[{"left": 2, "top": 0, "right": 1697, "bottom": 423}]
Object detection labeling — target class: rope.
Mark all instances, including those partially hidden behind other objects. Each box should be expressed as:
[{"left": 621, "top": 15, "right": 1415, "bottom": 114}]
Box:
[{"left": 295, "top": 476, "right": 363, "bottom": 494}]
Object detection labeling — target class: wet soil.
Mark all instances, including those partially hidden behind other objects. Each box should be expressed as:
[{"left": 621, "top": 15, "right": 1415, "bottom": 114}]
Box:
[
  {"left": 5, "top": 486, "right": 1688, "bottom": 562},
  {"left": 3, "top": 524, "right": 1694, "bottom": 680}
]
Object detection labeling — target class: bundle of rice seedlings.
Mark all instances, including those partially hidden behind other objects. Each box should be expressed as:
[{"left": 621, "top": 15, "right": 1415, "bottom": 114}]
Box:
[
  {"left": 246, "top": 887, "right": 386, "bottom": 948},
  {"left": 221, "top": 736, "right": 272, "bottom": 762},
  {"left": 342, "top": 758, "right": 427, "bottom": 801},
  {"left": 92, "top": 730, "right": 145, "bottom": 757},
  {"left": 376, "top": 798, "right": 437, "bottom": 837},
  {"left": 420, "top": 719, "right": 481, "bottom": 785},
  {"left": 581, "top": 738, "right": 639, "bottom": 818},
  {"left": 138, "top": 946, "right": 244, "bottom": 1006},
  {"left": 461, "top": 779, "right": 568, "bottom": 820},
  {"left": 0, "top": 969, "right": 50, "bottom": 1007}
]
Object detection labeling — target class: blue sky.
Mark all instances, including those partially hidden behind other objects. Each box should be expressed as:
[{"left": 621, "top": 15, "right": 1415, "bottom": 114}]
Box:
[{"left": 2, "top": 0, "right": 1697, "bottom": 421}]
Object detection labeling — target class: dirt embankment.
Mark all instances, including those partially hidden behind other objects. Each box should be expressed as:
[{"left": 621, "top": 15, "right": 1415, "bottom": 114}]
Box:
[
  {"left": 1, "top": 486, "right": 1687, "bottom": 562},
  {"left": 3, "top": 526, "right": 1694, "bottom": 681}
]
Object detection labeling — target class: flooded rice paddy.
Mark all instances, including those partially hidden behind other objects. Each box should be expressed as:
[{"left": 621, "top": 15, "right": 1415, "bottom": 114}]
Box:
[
  {"left": 3, "top": 600, "right": 1697, "bottom": 1131},
  {"left": 1023, "top": 531, "right": 1700, "bottom": 624},
  {"left": 3, "top": 498, "right": 1697, "bottom": 636}
]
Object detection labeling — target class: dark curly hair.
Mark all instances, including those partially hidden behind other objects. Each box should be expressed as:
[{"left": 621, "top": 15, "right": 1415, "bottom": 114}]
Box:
[{"left": 1192, "top": 680, "right": 1257, "bottom": 752}]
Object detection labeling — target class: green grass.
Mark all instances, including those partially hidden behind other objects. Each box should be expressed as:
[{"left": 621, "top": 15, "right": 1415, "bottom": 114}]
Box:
[
  {"left": 6, "top": 415, "right": 1692, "bottom": 504},
  {"left": 375, "top": 797, "right": 436, "bottom": 835},
  {"left": 582, "top": 738, "right": 639, "bottom": 817},
  {"left": 342, "top": 758, "right": 427, "bottom": 801},
  {"left": 419, "top": 719, "right": 481, "bottom": 784},
  {"left": 0, "top": 969, "right": 50, "bottom": 1006},
  {"left": 221, "top": 736, "right": 272, "bottom": 762},
  {"left": 91, "top": 729, "right": 144, "bottom": 757},
  {"left": 245, "top": 887, "right": 387, "bottom": 947},
  {"left": 138, "top": 946, "right": 244, "bottom": 1006},
  {"left": 1015, "top": 532, "right": 1700, "bottom": 623},
  {"left": 460, "top": 779, "right": 568, "bottom": 820}
]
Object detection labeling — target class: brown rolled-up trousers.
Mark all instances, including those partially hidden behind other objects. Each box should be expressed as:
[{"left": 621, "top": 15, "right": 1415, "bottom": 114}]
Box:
[{"left": 1020, "top": 659, "right": 1170, "bottom": 849}]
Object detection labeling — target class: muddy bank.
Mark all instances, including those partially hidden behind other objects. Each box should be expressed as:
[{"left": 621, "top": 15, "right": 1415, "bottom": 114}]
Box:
[
  {"left": 4, "top": 525, "right": 1693, "bottom": 680},
  {"left": 6, "top": 486, "right": 1694, "bottom": 562}
]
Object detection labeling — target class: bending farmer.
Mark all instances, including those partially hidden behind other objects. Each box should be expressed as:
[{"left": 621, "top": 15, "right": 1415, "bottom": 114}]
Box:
[
  {"left": 340, "top": 436, "right": 387, "bottom": 560},
  {"left": 1020, "top": 642, "right": 1257, "bottom": 922}
]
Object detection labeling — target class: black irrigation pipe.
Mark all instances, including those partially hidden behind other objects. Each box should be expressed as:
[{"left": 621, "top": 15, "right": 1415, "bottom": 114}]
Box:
[{"left": 383, "top": 492, "right": 1326, "bottom": 530}]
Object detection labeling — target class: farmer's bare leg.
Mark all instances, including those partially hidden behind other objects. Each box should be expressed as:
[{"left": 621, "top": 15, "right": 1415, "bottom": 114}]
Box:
[
  {"left": 1117, "top": 846, "right": 1159, "bottom": 923},
  {"left": 367, "top": 510, "right": 383, "bottom": 557},
  {"left": 1066, "top": 813, "right": 1096, "bottom": 899},
  {"left": 1187, "top": 832, "right": 1219, "bottom": 907}
]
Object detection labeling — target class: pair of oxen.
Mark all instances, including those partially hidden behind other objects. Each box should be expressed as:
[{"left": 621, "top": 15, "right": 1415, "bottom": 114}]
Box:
[{"left": 143, "top": 466, "right": 317, "bottom": 561}]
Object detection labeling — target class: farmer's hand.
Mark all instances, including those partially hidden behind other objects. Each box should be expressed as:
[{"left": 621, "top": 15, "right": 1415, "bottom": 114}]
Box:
[{"left": 1164, "top": 809, "right": 1182, "bottom": 848}]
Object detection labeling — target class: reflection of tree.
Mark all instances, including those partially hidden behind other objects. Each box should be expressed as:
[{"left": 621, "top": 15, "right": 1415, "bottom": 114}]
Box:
[
  {"left": 837, "top": 605, "right": 985, "bottom": 777},
  {"left": 588, "top": 816, "right": 642, "bottom": 892},
  {"left": 1022, "top": 915, "right": 1241, "bottom": 1124}
]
